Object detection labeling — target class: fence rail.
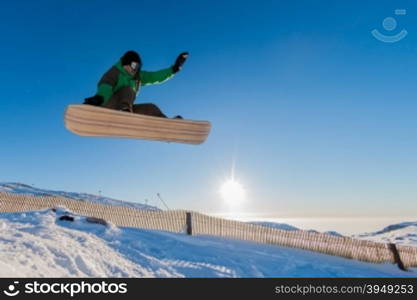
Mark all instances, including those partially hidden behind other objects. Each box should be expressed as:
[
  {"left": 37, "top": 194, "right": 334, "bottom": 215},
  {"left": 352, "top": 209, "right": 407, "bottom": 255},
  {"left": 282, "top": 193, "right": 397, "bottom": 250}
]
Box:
[{"left": 0, "top": 192, "right": 416, "bottom": 270}]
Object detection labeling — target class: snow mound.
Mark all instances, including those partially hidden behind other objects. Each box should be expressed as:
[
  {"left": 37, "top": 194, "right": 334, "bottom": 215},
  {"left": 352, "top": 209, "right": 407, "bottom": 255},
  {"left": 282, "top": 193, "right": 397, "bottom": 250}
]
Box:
[
  {"left": 0, "top": 209, "right": 154, "bottom": 277},
  {"left": 374, "top": 222, "right": 417, "bottom": 235},
  {"left": 325, "top": 231, "right": 344, "bottom": 237},
  {"left": 0, "top": 182, "right": 158, "bottom": 211},
  {"left": 354, "top": 221, "right": 417, "bottom": 246},
  {"left": 250, "top": 222, "right": 344, "bottom": 238},
  {"left": 250, "top": 221, "right": 299, "bottom": 231}
]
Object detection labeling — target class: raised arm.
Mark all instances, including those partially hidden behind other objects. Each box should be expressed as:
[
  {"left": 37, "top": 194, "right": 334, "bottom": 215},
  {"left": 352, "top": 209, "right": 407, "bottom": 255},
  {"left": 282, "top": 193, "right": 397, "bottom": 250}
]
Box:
[
  {"left": 140, "top": 52, "right": 189, "bottom": 86},
  {"left": 140, "top": 67, "right": 175, "bottom": 86}
]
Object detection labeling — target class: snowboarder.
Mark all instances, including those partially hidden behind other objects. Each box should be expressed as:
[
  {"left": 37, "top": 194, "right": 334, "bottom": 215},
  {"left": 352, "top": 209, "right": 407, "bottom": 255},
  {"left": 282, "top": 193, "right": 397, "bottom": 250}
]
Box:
[{"left": 84, "top": 50, "right": 189, "bottom": 118}]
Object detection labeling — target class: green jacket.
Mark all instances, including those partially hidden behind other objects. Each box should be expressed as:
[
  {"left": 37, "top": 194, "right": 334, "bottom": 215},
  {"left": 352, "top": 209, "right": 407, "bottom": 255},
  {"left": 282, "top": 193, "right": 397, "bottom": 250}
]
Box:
[{"left": 97, "top": 60, "right": 175, "bottom": 105}]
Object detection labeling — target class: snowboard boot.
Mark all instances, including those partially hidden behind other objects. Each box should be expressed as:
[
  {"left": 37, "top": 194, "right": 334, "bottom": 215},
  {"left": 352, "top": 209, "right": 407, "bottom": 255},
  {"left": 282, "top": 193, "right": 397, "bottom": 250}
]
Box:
[
  {"left": 84, "top": 95, "right": 104, "bottom": 106},
  {"left": 118, "top": 105, "right": 132, "bottom": 113}
]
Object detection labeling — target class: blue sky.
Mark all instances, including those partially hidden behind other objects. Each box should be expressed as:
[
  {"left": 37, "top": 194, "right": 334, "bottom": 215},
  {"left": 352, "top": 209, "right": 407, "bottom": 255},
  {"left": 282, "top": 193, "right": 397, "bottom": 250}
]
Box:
[{"left": 1, "top": 0, "right": 416, "bottom": 220}]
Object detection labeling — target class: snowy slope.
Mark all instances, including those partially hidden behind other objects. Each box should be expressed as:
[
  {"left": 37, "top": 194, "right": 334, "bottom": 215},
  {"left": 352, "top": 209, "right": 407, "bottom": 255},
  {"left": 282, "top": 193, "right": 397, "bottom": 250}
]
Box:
[
  {"left": 0, "top": 182, "right": 159, "bottom": 211},
  {"left": 353, "top": 222, "right": 417, "bottom": 246},
  {"left": 0, "top": 209, "right": 415, "bottom": 278},
  {"left": 0, "top": 183, "right": 416, "bottom": 277}
]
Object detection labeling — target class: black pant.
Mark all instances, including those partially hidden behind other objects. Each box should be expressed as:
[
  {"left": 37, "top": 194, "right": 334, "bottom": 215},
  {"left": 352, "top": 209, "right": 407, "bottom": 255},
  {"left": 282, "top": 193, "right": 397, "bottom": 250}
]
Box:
[
  {"left": 103, "top": 86, "right": 167, "bottom": 118},
  {"left": 132, "top": 103, "right": 167, "bottom": 118}
]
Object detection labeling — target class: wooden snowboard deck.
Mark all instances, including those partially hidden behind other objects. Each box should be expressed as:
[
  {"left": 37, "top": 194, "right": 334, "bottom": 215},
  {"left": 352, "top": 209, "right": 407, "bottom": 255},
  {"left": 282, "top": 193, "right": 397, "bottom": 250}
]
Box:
[{"left": 64, "top": 105, "right": 211, "bottom": 145}]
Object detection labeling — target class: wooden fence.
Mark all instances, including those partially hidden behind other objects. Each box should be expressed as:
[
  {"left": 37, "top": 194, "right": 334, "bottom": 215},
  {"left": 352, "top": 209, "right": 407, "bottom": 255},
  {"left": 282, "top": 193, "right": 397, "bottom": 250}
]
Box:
[{"left": 1, "top": 192, "right": 416, "bottom": 270}]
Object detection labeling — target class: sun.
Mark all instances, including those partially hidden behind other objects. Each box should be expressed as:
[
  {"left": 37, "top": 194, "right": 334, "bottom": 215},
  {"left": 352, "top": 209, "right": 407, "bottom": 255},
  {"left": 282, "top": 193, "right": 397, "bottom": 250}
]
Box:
[{"left": 220, "top": 178, "right": 245, "bottom": 206}]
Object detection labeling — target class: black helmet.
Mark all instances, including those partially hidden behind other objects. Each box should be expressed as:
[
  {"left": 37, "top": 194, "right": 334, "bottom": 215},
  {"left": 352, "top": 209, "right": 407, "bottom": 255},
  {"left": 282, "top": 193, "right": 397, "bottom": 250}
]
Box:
[{"left": 121, "top": 50, "right": 142, "bottom": 70}]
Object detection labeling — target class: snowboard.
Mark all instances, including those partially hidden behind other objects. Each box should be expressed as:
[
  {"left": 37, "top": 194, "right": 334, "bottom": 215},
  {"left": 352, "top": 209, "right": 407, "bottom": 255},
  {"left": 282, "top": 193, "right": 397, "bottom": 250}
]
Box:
[{"left": 64, "top": 104, "right": 211, "bottom": 145}]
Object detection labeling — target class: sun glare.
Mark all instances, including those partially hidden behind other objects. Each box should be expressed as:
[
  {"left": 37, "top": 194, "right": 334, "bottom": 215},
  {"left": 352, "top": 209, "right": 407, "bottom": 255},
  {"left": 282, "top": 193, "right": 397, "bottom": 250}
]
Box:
[{"left": 220, "top": 178, "right": 245, "bottom": 205}]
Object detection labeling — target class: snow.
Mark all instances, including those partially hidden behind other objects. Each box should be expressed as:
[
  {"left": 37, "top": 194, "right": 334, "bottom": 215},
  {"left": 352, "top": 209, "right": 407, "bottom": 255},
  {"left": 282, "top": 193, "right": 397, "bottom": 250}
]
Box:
[
  {"left": 250, "top": 221, "right": 299, "bottom": 231},
  {"left": 0, "top": 209, "right": 415, "bottom": 278},
  {"left": 0, "top": 183, "right": 416, "bottom": 277},
  {"left": 353, "top": 222, "right": 417, "bottom": 246},
  {"left": 0, "top": 182, "right": 158, "bottom": 211}
]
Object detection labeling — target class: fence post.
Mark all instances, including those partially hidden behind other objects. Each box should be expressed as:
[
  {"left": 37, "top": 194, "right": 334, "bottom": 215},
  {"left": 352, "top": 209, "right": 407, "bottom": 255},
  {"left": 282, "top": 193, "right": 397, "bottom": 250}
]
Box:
[
  {"left": 186, "top": 212, "right": 192, "bottom": 235},
  {"left": 388, "top": 243, "right": 406, "bottom": 271}
]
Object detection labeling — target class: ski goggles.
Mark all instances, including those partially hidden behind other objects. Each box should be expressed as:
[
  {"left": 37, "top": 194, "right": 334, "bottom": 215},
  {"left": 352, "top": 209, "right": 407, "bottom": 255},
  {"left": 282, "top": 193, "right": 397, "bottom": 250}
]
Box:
[{"left": 130, "top": 61, "right": 142, "bottom": 72}]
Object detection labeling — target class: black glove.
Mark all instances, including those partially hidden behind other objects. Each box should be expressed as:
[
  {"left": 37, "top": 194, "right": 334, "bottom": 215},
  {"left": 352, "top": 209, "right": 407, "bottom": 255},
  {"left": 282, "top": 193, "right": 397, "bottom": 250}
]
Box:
[
  {"left": 172, "top": 52, "right": 189, "bottom": 73},
  {"left": 84, "top": 95, "right": 104, "bottom": 106}
]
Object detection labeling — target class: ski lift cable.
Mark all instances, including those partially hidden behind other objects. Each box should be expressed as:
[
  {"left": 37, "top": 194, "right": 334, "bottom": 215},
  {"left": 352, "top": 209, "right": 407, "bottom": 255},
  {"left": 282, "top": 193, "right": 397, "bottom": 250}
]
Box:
[{"left": 157, "top": 193, "right": 170, "bottom": 210}]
